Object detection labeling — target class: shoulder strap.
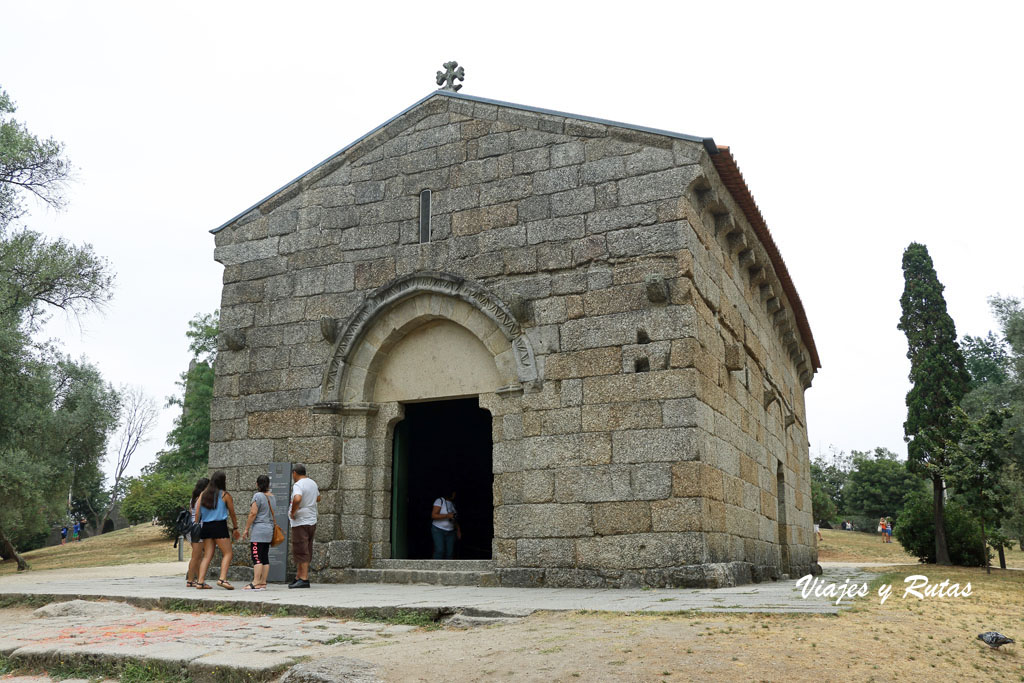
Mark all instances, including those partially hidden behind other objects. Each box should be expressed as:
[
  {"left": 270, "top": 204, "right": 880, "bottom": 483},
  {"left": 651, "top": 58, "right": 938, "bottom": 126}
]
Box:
[{"left": 264, "top": 492, "right": 275, "bottom": 517}]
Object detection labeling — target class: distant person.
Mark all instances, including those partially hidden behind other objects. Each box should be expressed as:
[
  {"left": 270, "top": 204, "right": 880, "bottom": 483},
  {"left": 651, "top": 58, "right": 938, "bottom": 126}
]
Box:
[
  {"left": 288, "top": 464, "right": 320, "bottom": 589},
  {"left": 885, "top": 519, "right": 893, "bottom": 543},
  {"left": 72, "top": 520, "right": 80, "bottom": 542},
  {"left": 242, "top": 474, "right": 275, "bottom": 591},
  {"left": 878, "top": 516, "right": 886, "bottom": 541},
  {"left": 185, "top": 477, "right": 209, "bottom": 588},
  {"left": 814, "top": 522, "right": 823, "bottom": 541},
  {"left": 431, "top": 490, "right": 461, "bottom": 560},
  {"left": 60, "top": 525, "right": 68, "bottom": 545},
  {"left": 193, "top": 471, "right": 240, "bottom": 590}
]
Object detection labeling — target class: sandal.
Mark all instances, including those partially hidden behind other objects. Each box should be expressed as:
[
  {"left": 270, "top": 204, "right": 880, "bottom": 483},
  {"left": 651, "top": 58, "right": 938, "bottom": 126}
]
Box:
[
  {"left": 186, "top": 580, "right": 196, "bottom": 588},
  {"left": 217, "top": 579, "right": 234, "bottom": 590},
  {"left": 195, "top": 582, "right": 212, "bottom": 590},
  {"left": 242, "top": 583, "right": 257, "bottom": 590}
]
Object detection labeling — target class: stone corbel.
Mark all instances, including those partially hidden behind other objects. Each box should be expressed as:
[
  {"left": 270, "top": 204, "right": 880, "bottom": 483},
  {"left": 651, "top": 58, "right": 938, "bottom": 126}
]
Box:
[
  {"left": 645, "top": 273, "right": 669, "bottom": 303},
  {"left": 223, "top": 329, "right": 246, "bottom": 351},
  {"left": 320, "top": 316, "right": 339, "bottom": 344}
]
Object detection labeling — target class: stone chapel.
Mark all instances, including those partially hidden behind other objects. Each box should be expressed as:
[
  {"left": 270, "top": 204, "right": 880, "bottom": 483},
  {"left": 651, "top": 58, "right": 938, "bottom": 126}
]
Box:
[{"left": 209, "top": 82, "right": 822, "bottom": 588}]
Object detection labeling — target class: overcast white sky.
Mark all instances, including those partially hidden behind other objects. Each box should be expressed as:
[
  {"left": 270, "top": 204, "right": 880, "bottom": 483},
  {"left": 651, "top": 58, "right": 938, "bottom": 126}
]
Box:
[{"left": 2, "top": 2, "right": 1022, "bottom": 480}]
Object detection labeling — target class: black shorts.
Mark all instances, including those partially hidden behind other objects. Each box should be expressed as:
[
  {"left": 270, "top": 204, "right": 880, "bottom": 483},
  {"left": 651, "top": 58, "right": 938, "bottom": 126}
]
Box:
[
  {"left": 250, "top": 542, "right": 270, "bottom": 565},
  {"left": 200, "top": 520, "right": 229, "bottom": 540}
]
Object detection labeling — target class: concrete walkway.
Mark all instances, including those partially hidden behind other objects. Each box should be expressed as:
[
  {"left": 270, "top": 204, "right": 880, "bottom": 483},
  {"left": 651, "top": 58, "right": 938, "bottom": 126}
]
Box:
[{"left": 0, "top": 561, "right": 879, "bottom": 617}]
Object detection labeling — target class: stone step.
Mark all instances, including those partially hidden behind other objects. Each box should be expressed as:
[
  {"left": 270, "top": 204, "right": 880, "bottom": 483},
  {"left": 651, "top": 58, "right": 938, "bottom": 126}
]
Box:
[
  {"left": 372, "top": 559, "right": 495, "bottom": 572},
  {"left": 348, "top": 568, "right": 499, "bottom": 587}
]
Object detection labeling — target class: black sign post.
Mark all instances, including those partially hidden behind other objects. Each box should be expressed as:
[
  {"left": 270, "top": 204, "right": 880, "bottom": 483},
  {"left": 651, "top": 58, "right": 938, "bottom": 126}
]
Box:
[{"left": 268, "top": 462, "right": 291, "bottom": 583}]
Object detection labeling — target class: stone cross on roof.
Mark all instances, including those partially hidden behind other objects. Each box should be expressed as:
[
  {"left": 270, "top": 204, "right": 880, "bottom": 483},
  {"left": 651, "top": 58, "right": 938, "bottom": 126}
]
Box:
[{"left": 436, "top": 61, "right": 465, "bottom": 92}]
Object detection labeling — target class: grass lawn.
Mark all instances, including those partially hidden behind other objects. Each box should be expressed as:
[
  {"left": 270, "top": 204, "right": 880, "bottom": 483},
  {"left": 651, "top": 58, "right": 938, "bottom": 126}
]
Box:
[
  {"left": 0, "top": 524, "right": 178, "bottom": 576},
  {"left": 818, "top": 528, "right": 1024, "bottom": 568}
]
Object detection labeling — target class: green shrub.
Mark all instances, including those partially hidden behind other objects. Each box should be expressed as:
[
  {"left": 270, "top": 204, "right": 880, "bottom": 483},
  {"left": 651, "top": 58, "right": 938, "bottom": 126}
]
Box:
[
  {"left": 120, "top": 471, "right": 197, "bottom": 538},
  {"left": 894, "top": 489, "right": 985, "bottom": 566}
]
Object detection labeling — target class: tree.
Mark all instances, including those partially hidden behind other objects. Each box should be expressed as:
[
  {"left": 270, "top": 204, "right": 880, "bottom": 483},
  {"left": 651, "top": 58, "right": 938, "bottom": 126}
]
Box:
[
  {"left": 843, "top": 448, "right": 925, "bottom": 523},
  {"left": 810, "top": 448, "right": 850, "bottom": 518},
  {"left": 895, "top": 488, "right": 985, "bottom": 566},
  {"left": 897, "top": 242, "right": 971, "bottom": 565},
  {"left": 0, "top": 87, "right": 70, "bottom": 230},
  {"left": 98, "top": 386, "right": 157, "bottom": 533},
  {"left": 0, "top": 86, "right": 116, "bottom": 569},
  {"left": 154, "top": 311, "right": 218, "bottom": 475}
]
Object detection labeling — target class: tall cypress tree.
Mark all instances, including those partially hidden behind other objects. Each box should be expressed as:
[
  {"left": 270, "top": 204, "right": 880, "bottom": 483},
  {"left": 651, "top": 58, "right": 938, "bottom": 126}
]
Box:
[{"left": 897, "top": 243, "right": 970, "bottom": 565}]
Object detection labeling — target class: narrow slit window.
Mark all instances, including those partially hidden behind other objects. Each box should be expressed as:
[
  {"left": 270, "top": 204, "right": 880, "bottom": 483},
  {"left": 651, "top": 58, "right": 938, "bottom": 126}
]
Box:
[{"left": 419, "top": 189, "right": 431, "bottom": 243}]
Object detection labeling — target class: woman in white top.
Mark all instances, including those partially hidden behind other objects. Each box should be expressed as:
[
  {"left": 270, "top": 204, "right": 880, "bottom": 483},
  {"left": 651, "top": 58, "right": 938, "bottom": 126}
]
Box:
[{"left": 431, "top": 490, "right": 461, "bottom": 560}]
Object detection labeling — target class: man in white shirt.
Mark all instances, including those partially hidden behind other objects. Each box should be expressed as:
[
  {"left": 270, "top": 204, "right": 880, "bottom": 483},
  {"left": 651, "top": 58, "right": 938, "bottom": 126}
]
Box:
[{"left": 288, "top": 464, "right": 320, "bottom": 589}]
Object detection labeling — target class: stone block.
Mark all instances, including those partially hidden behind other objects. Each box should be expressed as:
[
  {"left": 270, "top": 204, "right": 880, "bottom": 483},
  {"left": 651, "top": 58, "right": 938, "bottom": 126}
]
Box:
[
  {"left": 516, "top": 538, "right": 575, "bottom": 567},
  {"left": 607, "top": 221, "right": 696, "bottom": 258},
  {"left": 540, "top": 406, "right": 581, "bottom": 435},
  {"left": 585, "top": 204, "right": 657, "bottom": 234},
  {"left": 561, "top": 306, "right": 696, "bottom": 351},
  {"left": 553, "top": 464, "right": 632, "bottom": 503},
  {"left": 617, "top": 166, "right": 701, "bottom": 205},
  {"left": 593, "top": 501, "right": 652, "bottom": 535},
  {"left": 328, "top": 540, "right": 369, "bottom": 568},
  {"left": 583, "top": 368, "right": 698, "bottom": 404},
  {"left": 480, "top": 176, "right": 531, "bottom": 205},
  {"left": 533, "top": 167, "right": 580, "bottom": 194},
  {"left": 209, "top": 439, "right": 274, "bottom": 468},
  {"left": 581, "top": 401, "right": 662, "bottom": 432},
  {"left": 545, "top": 347, "right": 621, "bottom": 380},
  {"left": 551, "top": 141, "right": 584, "bottom": 167},
  {"left": 551, "top": 186, "right": 596, "bottom": 217},
  {"left": 610, "top": 428, "right": 700, "bottom": 464},
  {"left": 651, "top": 497, "right": 705, "bottom": 532},
  {"left": 575, "top": 532, "right": 706, "bottom": 569},
  {"left": 672, "top": 461, "right": 725, "bottom": 502},
  {"left": 494, "top": 503, "right": 593, "bottom": 538},
  {"left": 525, "top": 215, "right": 585, "bottom": 244},
  {"left": 451, "top": 203, "right": 517, "bottom": 236}
]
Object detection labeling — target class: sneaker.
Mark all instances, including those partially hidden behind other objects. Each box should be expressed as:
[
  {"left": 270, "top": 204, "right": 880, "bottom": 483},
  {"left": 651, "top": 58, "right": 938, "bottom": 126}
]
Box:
[{"left": 288, "top": 579, "right": 311, "bottom": 589}]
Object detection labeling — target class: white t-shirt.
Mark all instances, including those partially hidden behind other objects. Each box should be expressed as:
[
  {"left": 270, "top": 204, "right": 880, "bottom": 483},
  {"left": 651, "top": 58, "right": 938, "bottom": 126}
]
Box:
[
  {"left": 432, "top": 498, "right": 456, "bottom": 531},
  {"left": 289, "top": 477, "right": 319, "bottom": 527}
]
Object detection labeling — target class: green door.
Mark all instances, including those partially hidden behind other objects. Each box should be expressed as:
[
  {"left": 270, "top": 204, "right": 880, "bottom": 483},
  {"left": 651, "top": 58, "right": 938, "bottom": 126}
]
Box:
[{"left": 390, "top": 419, "right": 409, "bottom": 559}]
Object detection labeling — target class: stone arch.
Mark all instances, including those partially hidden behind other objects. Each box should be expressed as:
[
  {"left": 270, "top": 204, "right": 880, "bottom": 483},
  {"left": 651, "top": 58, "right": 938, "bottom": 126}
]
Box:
[{"left": 321, "top": 271, "right": 538, "bottom": 405}]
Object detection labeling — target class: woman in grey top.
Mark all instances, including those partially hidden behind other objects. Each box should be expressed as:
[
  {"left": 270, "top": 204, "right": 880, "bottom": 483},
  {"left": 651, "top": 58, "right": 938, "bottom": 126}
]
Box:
[{"left": 241, "top": 474, "right": 275, "bottom": 590}]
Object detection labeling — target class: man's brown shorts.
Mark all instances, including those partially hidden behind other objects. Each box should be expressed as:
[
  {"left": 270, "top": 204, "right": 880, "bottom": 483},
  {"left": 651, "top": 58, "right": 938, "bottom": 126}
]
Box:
[{"left": 291, "top": 524, "right": 316, "bottom": 564}]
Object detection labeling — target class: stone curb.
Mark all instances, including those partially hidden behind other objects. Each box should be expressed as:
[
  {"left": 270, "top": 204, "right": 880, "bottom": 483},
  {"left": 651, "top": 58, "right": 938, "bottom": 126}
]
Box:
[
  {"left": 0, "top": 591, "right": 530, "bottom": 620},
  {"left": 1, "top": 645, "right": 294, "bottom": 683}
]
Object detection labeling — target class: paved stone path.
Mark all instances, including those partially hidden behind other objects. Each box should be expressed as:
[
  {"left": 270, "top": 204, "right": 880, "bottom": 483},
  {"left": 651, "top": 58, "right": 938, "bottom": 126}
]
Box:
[
  {"left": 0, "top": 563, "right": 882, "bottom": 681},
  {"left": 0, "top": 562, "right": 877, "bottom": 617},
  {"left": 0, "top": 600, "right": 406, "bottom": 682}
]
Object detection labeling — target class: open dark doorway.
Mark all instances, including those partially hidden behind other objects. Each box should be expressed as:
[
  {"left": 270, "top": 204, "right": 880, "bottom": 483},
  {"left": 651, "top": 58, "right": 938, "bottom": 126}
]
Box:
[{"left": 391, "top": 397, "right": 493, "bottom": 560}]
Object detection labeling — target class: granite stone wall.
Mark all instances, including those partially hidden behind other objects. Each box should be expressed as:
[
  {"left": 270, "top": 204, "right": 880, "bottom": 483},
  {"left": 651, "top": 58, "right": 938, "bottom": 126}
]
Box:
[{"left": 209, "top": 91, "right": 819, "bottom": 587}]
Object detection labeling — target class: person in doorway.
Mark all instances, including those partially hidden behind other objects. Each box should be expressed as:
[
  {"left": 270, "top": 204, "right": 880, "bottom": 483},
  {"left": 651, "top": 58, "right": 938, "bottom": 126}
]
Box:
[
  {"left": 431, "top": 490, "right": 461, "bottom": 560},
  {"left": 288, "top": 464, "right": 320, "bottom": 589},
  {"left": 193, "top": 471, "right": 240, "bottom": 590},
  {"left": 185, "top": 477, "right": 209, "bottom": 588},
  {"left": 60, "top": 525, "right": 68, "bottom": 545},
  {"left": 242, "top": 474, "right": 274, "bottom": 591}
]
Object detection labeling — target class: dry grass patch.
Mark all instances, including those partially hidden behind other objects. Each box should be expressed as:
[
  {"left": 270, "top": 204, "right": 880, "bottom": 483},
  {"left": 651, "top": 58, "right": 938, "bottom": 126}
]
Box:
[
  {"left": 352, "top": 566, "right": 1024, "bottom": 681},
  {"left": 0, "top": 525, "right": 177, "bottom": 575}
]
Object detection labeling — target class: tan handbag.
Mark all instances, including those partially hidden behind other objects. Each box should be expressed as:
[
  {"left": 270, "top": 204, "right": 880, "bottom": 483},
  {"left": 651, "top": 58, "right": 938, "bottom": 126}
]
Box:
[{"left": 266, "top": 493, "right": 286, "bottom": 547}]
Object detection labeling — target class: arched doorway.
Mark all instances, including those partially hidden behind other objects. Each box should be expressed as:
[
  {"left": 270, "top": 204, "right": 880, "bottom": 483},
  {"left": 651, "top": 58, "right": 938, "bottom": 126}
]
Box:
[
  {"left": 318, "top": 272, "right": 537, "bottom": 566},
  {"left": 391, "top": 398, "right": 493, "bottom": 559}
]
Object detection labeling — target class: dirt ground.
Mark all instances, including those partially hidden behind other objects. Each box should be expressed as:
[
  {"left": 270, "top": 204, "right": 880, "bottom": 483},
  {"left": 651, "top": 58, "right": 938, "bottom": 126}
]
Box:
[{"left": 342, "top": 565, "right": 1024, "bottom": 682}]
